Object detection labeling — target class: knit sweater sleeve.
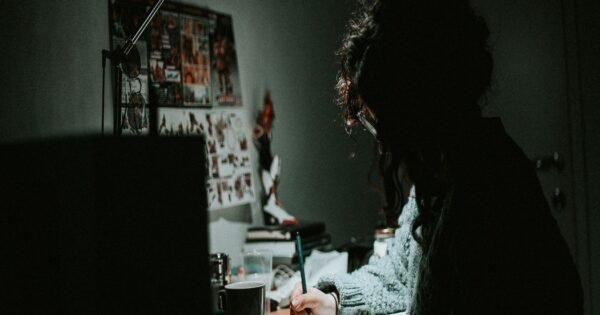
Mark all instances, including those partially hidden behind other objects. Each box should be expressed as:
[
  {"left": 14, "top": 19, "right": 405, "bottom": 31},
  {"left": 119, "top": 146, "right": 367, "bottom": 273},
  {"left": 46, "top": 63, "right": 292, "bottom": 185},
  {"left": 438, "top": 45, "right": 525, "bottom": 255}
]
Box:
[{"left": 317, "top": 189, "right": 421, "bottom": 315}]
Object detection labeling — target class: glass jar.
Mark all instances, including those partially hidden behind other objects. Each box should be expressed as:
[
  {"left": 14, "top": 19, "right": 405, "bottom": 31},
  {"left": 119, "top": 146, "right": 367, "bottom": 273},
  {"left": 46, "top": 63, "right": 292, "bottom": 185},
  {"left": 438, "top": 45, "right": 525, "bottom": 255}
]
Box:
[{"left": 373, "top": 227, "right": 395, "bottom": 257}]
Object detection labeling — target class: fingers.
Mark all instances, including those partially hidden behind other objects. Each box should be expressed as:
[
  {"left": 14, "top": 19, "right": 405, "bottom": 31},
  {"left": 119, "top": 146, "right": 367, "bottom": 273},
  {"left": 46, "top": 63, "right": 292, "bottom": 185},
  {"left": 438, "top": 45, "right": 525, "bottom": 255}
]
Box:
[
  {"left": 290, "top": 290, "right": 322, "bottom": 311},
  {"left": 289, "top": 282, "right": 305, "bottom": 312},
  {"left": 290, "top": 282, "right": 303, "bottom": 300},
  {"left": 290, "top": 295, "right": 307, "bottom": 311}
]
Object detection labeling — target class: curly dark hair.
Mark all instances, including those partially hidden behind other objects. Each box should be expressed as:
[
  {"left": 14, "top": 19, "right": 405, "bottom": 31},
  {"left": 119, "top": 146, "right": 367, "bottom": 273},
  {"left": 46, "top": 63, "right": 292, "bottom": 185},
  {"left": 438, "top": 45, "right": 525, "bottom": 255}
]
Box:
[{"left": 336, "top": 0, "right": 493, "bottom": 313}]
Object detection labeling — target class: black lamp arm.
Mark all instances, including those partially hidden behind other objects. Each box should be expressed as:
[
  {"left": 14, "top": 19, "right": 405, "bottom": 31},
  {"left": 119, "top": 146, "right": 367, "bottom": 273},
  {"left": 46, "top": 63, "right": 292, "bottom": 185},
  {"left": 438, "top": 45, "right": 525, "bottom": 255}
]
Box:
[
  {"left": 106, "top": 0, "right": 165, "bottom": 66},
  {"left": 122, "top": 0, "right": 165, "bottom": 56}
]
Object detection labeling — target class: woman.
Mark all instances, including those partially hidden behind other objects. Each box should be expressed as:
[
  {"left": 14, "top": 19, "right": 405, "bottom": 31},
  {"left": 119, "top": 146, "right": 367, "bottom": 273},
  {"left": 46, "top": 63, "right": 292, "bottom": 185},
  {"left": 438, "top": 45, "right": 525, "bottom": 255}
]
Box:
[{"left": 290, "top": 0, "right": 583, "bottom": 314}]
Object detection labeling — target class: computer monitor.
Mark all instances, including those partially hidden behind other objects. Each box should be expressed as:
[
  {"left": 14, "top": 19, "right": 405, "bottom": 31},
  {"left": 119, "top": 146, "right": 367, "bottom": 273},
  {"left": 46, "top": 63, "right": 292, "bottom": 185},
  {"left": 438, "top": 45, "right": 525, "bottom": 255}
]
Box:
[{"left": 1, "top": 136, "right": 211, "bottom": 313}]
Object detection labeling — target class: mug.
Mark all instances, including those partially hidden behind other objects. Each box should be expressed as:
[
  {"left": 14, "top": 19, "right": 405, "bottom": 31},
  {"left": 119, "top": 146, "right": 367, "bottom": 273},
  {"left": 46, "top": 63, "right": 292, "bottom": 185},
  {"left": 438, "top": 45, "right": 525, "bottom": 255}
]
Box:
[{"left": 221, "top": 281, "right": 265, "bottom": 315}]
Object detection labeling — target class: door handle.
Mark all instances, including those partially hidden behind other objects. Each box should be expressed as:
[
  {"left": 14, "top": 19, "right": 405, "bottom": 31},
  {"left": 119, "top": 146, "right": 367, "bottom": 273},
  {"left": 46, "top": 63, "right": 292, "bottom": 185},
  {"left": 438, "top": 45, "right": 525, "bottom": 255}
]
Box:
[
  {"left": 551, "top": 187, "right": 566, "bottom": 212},
  {"left": 532, "top": 152, "right": 564, "bottom": 172}
]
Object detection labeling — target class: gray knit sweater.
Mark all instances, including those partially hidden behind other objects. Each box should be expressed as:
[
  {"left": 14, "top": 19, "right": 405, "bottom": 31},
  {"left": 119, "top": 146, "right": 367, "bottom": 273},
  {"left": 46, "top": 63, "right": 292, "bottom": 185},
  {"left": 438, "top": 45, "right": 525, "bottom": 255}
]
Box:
[{"left": 317, "top": 188, "right": 421, "bottom": 315}]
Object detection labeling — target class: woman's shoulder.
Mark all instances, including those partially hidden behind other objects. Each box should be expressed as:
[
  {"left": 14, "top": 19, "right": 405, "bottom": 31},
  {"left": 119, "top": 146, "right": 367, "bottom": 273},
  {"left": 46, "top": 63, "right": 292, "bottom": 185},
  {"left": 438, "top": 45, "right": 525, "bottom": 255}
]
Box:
[
  {"left": 451, "top": 118, "right": 547, "bottom": 219},
  {"left": 455, "top": 117, "right": 533, "bottom": 180}
]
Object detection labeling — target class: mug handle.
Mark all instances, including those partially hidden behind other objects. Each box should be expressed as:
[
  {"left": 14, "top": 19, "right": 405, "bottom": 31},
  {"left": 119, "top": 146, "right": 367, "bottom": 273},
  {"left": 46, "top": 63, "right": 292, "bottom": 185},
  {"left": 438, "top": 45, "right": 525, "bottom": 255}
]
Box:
[{"left": 218, "top": 289, "right": 226, "bottom": 311}]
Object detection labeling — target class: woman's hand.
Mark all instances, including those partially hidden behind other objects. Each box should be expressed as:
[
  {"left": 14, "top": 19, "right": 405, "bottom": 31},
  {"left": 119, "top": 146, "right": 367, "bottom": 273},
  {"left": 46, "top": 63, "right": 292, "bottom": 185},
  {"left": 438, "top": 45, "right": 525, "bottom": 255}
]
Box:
[{"left": 289, "top": 282, "right": 337, "bottom": 315}]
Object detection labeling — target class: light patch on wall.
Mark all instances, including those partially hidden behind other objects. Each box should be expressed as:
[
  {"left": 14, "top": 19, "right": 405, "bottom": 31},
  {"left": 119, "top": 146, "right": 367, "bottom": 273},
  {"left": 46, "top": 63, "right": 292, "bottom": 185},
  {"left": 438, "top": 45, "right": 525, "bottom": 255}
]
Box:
[{"left": 210, "top": 217, "right": 251, "bottom": 267}]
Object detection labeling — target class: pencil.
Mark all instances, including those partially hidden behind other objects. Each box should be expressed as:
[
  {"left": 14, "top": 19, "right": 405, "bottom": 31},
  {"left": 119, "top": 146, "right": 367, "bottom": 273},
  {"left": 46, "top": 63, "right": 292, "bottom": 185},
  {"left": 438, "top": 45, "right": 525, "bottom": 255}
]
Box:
[{"left": 295, "top": 232, "right": 308, "bottom": 294}]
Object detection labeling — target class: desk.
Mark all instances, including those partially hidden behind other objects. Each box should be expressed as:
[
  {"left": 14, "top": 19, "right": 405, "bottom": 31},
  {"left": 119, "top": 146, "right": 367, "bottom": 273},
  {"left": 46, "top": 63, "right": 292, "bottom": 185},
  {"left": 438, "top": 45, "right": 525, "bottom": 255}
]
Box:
[{"left": 270, "top": 309, "right": 405, "bottom": 315}]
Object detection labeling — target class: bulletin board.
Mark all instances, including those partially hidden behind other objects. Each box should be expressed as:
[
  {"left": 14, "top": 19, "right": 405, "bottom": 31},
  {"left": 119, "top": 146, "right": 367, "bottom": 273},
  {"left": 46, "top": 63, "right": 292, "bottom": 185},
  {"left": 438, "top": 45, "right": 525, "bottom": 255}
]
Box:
[{"left": 109, "top": 0, "right": 254, "bottom": 211}]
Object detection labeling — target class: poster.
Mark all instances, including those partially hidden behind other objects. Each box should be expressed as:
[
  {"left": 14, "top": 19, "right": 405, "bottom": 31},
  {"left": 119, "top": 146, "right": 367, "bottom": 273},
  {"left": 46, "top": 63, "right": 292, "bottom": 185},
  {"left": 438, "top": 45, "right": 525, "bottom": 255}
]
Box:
[
  {"left": 110, "top": 1, "right": 244, "bottom": 112},
  {"left": 208, "top": 12, "right": 243, "bottom": 106},
  {"left": 181, "top": 13, "right": 212, "bottom": 106},
  {"left": 158, "top": 108, "right": 255, "bottom": 210},
  {"left": 148, "top": 9, "right": 183, "bottom": 106},
  {"left": 110, "top": 1, "right": 150, "bottom": 134}
]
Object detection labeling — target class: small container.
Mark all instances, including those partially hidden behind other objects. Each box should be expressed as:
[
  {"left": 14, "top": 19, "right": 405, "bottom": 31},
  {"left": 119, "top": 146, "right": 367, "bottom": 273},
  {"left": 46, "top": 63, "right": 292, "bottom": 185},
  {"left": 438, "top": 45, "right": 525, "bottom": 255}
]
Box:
[
  {"left": 373, "top": 227, "right": 395, "bottom": 257},
  {"left": 210, "top": 253, "right": 231, "bottom": 313},
  {"left": 210, "top": 253, "right": 231, "bottom": 286}
]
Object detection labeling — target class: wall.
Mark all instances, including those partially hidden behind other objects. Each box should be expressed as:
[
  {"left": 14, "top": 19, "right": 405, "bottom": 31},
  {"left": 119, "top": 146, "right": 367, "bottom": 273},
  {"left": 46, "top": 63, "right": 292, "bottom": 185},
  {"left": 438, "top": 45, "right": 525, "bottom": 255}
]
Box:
[
  {"left": 0, "top": 0, "right": 380, "bottom": 268},
  {"left": 577, "top": 0, "right": 600, "bottom": 313},
  {"left": 201, "top": 0, "right": 382, "bottom": 267},
  {"left": 473, "top": 0, "right": 599, "bottom": 312},
  {"left": 0, "top": 1, "right": 108, "bottom": 140}
]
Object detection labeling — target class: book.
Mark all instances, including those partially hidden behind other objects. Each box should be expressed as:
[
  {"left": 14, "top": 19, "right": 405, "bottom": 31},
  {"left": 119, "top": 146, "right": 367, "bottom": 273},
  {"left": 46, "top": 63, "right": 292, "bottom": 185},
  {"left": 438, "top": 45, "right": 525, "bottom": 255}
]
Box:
[
  {"left": 246, "top": 221, "right": 326, "bottom": 241},
  {"left": 243, "top": 233, "right": 332, "bottom": 258}
]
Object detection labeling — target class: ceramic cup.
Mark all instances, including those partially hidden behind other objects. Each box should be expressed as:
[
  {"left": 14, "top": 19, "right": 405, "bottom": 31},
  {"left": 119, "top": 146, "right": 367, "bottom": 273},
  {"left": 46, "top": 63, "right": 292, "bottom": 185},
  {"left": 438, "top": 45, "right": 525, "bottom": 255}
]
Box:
[{"left": 221, "top": 281, "right": 265, "bottom": 315}]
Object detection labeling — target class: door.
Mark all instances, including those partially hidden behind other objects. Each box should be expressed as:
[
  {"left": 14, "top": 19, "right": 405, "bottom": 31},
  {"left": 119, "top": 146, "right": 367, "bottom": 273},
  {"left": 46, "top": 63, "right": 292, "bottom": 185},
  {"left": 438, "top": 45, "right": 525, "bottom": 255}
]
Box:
[{"left": 473, "top": 0, "right": 591, "bottom": 312}]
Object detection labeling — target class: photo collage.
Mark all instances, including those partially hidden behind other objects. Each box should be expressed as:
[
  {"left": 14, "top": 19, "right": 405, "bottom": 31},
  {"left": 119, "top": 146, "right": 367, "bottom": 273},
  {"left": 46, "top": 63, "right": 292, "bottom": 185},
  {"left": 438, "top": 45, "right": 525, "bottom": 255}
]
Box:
[
  {"left": 158, "top": 108, "right": 255, "bottom": 210},
  {"left": 110, "top": 0, "right": 243, "bottom": 110},
  {"left": 110, "top": 0, "right": 252, "bottom": 210}
]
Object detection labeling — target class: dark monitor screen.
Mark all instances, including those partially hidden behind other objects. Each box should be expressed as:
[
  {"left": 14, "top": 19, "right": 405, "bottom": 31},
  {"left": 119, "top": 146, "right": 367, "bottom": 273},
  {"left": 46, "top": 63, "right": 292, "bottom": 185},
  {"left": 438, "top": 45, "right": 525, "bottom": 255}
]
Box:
[{"left": 1, "top": 136, "right": 210, "bottom": 313}]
